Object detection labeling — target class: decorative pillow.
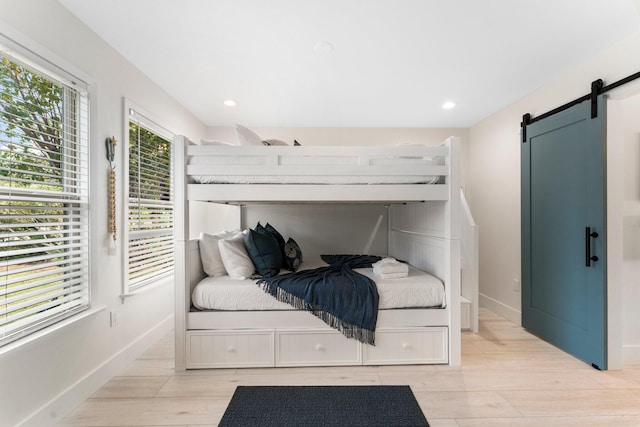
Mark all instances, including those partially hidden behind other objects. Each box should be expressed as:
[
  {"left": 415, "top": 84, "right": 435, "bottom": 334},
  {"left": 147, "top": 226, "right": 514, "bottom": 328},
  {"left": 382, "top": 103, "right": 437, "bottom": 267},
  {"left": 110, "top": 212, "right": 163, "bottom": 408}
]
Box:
[
  {"left": 256, "top": 222, "right": 286, "bottom": 255},
  {"left": 218, "top": 235, "right": 255, "bottom": 279},
  {"left": 265, "top": 223, "right": 285, "bottom": 246},
  {"left": 255, "top": 221, "right": 265, "bottom": 236},
  {"left": 235, "top": 124, "right": 263, "bottom": 146},
  {"left": 244, "top": 229, "right": 282, "bottom": 277},
  {"left": 263, "top": 139, "right": 288, "bottom": 146},
  {"left": 199, "top": 230, "right": 242, "bottom": 277},
  {"left": 283, "top": 237, "right": 303, "bottom": 271}
]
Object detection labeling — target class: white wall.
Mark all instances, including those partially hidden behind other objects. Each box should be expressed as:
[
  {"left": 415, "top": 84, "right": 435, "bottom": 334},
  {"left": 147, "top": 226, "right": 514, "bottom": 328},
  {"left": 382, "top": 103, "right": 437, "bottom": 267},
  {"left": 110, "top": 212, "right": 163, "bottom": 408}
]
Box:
[
  {"left": 0, "top": 1, "right": 206, "bottom": 426},
  {"left": 469, "top": 30, "right": 640, "bottom": 365},
  {"left": 609, "top": 90, "right": 640, "bottom": 365}
]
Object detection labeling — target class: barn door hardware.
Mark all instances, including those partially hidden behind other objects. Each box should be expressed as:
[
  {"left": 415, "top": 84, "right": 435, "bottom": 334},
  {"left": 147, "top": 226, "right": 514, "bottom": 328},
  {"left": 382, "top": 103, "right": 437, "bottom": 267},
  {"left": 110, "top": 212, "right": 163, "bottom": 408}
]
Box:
[
  {"left": 521, "top": 70, "right": 640, "bottom": 143},
  {"left": 590, "top": 79, "right": 604, "bottom": 119},
  {"left": 520, "top": 113, "right": 531, "bottom": 143}
]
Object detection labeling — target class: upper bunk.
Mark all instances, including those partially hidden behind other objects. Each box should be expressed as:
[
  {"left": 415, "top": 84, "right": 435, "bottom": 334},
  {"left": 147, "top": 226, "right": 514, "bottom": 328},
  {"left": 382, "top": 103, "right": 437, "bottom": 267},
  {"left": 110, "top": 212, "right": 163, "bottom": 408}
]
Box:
[{"left": 173, "top": 135, "right": 460, "bottom": 204}]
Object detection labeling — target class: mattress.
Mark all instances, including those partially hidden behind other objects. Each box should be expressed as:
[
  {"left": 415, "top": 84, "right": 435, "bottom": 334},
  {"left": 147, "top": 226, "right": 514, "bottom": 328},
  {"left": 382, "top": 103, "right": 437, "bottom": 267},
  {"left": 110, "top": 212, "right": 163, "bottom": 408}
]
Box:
[
  {"left": 191, "top": 258, "right": 445, "bottom": 311},
  {"left": 192, "top": 175, "right": 438, "bottom": 185},
  {"left": 189, "top": 155, "right": 441, "bottom": 185}
]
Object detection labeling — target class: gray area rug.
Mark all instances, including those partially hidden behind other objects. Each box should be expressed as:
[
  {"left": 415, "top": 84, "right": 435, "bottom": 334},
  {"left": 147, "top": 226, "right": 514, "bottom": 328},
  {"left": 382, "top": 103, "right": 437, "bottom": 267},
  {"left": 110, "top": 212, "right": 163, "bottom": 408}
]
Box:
[{"left": 219, "top": 385, "right": 429, "bottom": 426}]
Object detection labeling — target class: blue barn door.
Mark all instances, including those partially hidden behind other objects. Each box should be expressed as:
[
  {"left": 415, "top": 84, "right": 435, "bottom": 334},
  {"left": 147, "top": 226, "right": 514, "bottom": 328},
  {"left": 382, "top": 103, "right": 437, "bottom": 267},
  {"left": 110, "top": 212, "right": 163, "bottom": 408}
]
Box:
[{"left": 521, "top": 96, "right": 607, "bottom": 369}]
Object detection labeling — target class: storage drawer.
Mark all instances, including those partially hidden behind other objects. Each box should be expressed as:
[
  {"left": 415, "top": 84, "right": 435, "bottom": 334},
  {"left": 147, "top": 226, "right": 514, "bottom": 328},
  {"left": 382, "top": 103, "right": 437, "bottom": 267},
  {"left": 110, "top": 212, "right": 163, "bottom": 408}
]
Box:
[
  {"left": 363, "top": 327, "right": 448, "bottom": 365},
  {"left": 186, "top": 330, "right": 274, "bottom": 369},
  {"left": 276, "top": 329, "right": 362, "bottom": 367}
]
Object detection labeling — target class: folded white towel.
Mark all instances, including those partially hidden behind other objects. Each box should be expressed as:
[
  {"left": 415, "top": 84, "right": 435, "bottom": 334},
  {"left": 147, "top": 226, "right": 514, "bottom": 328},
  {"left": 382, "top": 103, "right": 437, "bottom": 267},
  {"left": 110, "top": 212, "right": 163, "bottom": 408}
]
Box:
[
  {"left": 375, "top": 272, "right": 409, "bottom": 279},
  {"left": 372, "top": 257, "right": 408, "bottom": 278},
  {"left": 373, "top": 265, "right": 407, "bottom": 275}
]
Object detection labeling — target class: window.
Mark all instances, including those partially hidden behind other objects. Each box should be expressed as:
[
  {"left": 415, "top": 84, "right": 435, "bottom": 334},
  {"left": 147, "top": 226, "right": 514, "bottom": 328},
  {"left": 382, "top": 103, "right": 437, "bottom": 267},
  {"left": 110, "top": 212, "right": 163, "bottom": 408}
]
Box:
[
  {"left": 124, "top": 103, "right": 174, "bottom": 293},
  {"left": 0, "top": 40, "right": 90, "bottom": 346}
]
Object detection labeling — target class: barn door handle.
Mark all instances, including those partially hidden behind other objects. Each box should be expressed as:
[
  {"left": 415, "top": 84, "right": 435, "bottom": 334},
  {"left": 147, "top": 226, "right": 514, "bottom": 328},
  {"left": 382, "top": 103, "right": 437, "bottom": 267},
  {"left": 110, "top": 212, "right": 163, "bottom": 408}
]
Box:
[{"left": 585, "top": 227, "right": 599, "bottom": 267}]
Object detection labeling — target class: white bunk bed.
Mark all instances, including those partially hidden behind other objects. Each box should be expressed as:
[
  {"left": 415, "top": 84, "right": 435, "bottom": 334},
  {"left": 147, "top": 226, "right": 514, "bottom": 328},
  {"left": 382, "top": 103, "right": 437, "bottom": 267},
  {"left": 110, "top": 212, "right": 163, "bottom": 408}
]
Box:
[{"left": 174, "top": 136, "right": 462, "bottom": 370}]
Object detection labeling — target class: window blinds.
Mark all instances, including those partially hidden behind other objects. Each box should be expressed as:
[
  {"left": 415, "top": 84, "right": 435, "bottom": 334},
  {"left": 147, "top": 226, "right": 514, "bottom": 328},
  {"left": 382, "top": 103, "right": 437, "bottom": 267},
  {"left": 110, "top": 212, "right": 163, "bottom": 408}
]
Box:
[
  {"left": 126, "top": 107, "right": 174, "bottom": 292},
  {"left": 0, "top": 46, "right": 90, "bottom": 346}
]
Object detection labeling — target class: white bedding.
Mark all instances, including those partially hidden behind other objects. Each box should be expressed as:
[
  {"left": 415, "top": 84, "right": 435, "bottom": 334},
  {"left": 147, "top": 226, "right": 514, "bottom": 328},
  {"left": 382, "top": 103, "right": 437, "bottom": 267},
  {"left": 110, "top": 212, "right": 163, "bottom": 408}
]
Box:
[
  {"left": 191, "top": 258, "right": 445, "bottom": 311},
  {"left": 189, "top": 155, "right": 441, "bottom": 185},
  {"left": 192, "top": 175, "right": 438, "bottom": 185}
]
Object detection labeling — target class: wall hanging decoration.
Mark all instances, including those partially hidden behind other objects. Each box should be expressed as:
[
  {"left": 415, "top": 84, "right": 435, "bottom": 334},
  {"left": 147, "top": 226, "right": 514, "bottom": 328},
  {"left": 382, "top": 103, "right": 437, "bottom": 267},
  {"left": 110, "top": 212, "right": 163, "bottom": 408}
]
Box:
[{"left": 106, "top": 136, "right": 117, "bottom": 249}]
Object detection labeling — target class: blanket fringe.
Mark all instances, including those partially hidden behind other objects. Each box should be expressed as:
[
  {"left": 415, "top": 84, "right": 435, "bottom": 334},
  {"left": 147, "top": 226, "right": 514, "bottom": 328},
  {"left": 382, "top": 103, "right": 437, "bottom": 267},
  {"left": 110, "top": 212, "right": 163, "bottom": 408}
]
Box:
[{"left": 258, "top": 281, "right": 376, "bottom": 346}]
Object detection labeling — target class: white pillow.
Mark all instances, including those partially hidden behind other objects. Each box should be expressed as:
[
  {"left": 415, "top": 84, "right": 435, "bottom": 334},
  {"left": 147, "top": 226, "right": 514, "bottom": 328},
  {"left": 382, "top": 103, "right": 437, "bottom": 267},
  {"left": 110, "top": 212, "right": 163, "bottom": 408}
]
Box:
[
  {"left": 218, "top": 235, "right": 255, "bottom": 279},
  {"left": 199, "top": 230, "right": 243, "bottom": 277},
  {"left": 235, "top": 124, "right": 263, "bottom": 146}
]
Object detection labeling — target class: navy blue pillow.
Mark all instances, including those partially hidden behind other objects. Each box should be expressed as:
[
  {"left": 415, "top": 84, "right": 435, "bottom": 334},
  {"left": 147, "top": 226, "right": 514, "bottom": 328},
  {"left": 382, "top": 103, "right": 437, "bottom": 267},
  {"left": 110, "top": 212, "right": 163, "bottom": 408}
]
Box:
[
  {"left": 244, "top": 229, "right": 282, "bottom": 277},
  {"left": 263, "top": 223, "right": 285, "bottom": 250},
  {"left": 255, "top": 222, "right": 286, "bottom": 262},
  {"left": 283, "top": 237, "right": 303, "bottom": 271}
]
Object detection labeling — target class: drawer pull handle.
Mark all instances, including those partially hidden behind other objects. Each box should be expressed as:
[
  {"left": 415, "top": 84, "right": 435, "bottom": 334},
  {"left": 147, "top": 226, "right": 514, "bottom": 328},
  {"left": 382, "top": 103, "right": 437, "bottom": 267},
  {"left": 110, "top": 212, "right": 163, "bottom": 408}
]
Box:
[
  {"left": 402, "top": 343, "right": 410, "bottom": 350},
  {"left": 227, "top": 346, "right": 237, "bottom": 353},
  {"left": 315, "top": 344, "right": 324, "bottom": 351}
]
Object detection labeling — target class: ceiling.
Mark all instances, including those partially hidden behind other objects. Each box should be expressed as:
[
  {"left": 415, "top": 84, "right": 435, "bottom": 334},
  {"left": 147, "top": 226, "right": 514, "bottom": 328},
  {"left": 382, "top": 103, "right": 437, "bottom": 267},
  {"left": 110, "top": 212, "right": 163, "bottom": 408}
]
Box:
[{"left": 59, "top": 0, "right": 640, "bottom": 128}]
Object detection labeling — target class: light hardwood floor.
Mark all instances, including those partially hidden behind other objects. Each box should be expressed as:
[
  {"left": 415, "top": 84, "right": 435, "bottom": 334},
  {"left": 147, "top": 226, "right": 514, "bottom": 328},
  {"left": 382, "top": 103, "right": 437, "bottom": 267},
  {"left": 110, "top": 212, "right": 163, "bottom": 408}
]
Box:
[{"left": 59, "top": 309, "right": 640, "bottom": 426}]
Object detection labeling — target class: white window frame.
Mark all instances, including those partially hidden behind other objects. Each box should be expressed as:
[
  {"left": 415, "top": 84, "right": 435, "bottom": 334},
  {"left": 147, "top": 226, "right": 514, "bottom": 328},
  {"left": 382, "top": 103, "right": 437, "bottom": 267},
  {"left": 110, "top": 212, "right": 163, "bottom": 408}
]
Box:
[
  {"left": 122, "top": 99, "right": 174, "bottom": 295},
  {"left": 0, "top": 31, "right": 91, "bottom": 347}
]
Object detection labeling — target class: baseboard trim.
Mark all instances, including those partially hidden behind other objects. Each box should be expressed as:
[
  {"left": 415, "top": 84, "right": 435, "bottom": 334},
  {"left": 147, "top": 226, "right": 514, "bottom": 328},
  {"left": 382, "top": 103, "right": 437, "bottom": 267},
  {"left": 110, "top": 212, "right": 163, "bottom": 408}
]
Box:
[
  {"left": 19, "top": 314, "right": 174, "bottom": 427},
  {"left": 479, "top": 293, "right": 521, "bottom": 326},
  {"left": 623, "top": 344, "right": 640, "bottom": 366}
]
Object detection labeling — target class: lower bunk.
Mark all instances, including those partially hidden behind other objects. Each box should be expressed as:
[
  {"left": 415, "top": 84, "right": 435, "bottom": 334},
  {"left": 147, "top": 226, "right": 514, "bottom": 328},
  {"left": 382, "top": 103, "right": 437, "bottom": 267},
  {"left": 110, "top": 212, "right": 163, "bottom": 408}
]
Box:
[
  {"left": 180, "top": 237, "right": 451, "bottom": 369},
  {"left": 175, "top": 199, "right": 461, "bottom": 369}
]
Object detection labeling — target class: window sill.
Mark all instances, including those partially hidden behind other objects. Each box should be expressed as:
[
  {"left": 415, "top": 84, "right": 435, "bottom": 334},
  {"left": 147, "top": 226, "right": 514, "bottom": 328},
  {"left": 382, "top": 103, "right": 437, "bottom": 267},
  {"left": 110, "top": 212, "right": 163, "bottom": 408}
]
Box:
[
  {"left": 121, "top": 275, "right": 173, "bottom": 302},
  {"left": 0, "top": 305, "right": 106, "bottom": 356}
]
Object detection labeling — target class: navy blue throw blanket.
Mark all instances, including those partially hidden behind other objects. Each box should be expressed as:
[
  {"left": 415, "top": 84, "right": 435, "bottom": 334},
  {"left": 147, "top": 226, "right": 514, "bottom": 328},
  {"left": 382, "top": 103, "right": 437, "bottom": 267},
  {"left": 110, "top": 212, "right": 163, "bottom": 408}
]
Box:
[{"left": 256, "top": 255, "right": 382, "bottom": 345}]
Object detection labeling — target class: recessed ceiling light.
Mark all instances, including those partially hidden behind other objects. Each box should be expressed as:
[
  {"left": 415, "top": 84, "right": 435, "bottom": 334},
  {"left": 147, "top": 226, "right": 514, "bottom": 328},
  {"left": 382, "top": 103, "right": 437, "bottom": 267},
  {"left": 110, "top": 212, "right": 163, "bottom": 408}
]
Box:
[
  {"left": 313, "top": 41, "right": 334, "bottom": 54},
  {"left": 442, "top": 101, "right": 456, "bottom": 110},
  {"left": 224, "top": 99, "right": 237, "bottom": 107}
]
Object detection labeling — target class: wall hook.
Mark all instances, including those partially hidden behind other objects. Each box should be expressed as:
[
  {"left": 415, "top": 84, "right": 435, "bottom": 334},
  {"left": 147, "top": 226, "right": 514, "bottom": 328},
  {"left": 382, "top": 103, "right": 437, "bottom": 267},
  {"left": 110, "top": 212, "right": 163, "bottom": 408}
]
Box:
[{"left": 106, "top": 136, "right": 117, "bottom": 169}]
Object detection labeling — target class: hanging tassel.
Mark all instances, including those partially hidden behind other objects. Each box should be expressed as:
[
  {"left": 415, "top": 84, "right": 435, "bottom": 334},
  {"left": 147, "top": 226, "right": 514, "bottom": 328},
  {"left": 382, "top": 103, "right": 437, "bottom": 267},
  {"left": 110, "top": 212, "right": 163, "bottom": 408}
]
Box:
[
  {"left": 108, "top": 167, "right": 117, "bottom": 247},
  {"left": 105, "top": 136, "right": 118, "bottom": 254}
]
